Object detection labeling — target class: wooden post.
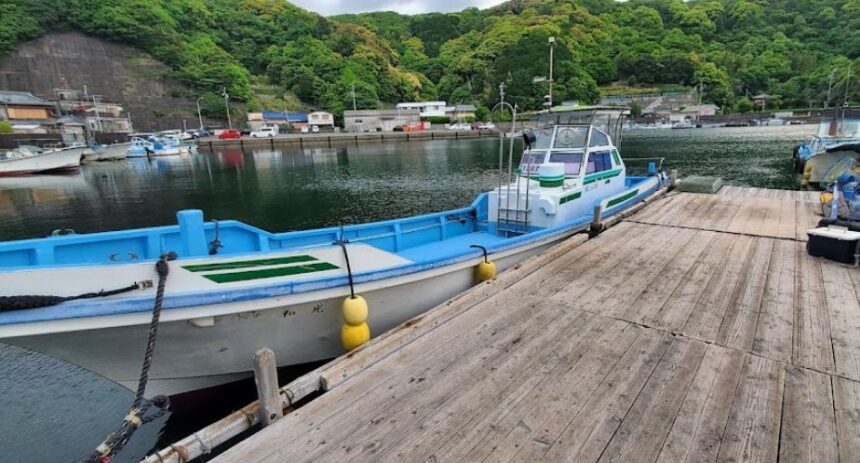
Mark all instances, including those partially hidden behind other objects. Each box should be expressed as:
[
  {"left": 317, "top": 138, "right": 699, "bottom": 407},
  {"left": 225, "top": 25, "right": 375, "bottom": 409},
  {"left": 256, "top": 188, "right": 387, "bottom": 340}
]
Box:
[
  {"left": 253, "top": 348, "right": 282, "bottom": 427},
  {"left": 590, "top": 204, "right": 605, "bottom": 237},
  {"left": 669, "top": 169, "right": 679, "bottom": 189}
]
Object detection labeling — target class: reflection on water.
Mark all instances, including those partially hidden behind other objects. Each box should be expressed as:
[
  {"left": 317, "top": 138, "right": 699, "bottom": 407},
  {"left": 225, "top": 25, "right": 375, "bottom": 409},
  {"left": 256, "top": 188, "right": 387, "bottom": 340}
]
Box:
[{"left": 0, "top": 125, "right": 811, "bottom": 462}]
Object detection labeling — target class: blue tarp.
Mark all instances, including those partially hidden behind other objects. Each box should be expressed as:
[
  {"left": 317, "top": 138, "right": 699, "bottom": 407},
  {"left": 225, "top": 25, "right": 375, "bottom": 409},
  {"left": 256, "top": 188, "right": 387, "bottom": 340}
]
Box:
[{"left": 261, "top": 111, "right": 308, "bottom": 122}]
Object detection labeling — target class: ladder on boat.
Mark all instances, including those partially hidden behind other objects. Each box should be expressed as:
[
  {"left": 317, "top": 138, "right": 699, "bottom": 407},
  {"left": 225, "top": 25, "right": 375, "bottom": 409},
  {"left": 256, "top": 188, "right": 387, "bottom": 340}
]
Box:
[
  {"left": 493, "top": 96, "right": 531, "bottom": 238},
  {"left": 497, "top": 206, "right": 530, "bottom": 236}
]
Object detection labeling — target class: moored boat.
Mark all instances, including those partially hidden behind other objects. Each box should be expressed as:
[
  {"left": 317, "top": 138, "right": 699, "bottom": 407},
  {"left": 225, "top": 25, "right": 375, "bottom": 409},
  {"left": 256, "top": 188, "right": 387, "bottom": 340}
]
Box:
[
  {"left": 0, "top": 145, "right": 83, "bottom": 176},
  {"left": 82, "top": 142, "right": 130, "bottom": 162},
  {"left": 0, "top": 108, "right": 664, "bottom": 397},
  {"left": 794, "top": 107, "right": 860, "bottom": 189}
]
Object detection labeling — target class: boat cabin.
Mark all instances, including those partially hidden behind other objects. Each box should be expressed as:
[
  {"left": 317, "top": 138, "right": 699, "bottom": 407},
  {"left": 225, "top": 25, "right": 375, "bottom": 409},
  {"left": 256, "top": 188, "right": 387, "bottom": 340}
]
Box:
[{"left": 518, "top": 124, "right": 621, "bottom": 180}]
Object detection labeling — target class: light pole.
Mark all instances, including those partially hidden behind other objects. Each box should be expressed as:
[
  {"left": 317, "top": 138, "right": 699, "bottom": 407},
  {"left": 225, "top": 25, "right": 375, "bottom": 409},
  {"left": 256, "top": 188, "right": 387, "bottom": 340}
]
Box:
[
  {"left": 548, "top": 36, "right": 555, "bottom": 110},
  {"left": 196, "top": 97, "right": 204, "bottom": 129},
  {"left": 826, "top": 70, "right": 836, "bottom": 108},
  {"left": 221, "top": 87, "right": 232, "bottom": 129},
  {"left": 351, "top": 83, "right": 357, "bottom": 111}
]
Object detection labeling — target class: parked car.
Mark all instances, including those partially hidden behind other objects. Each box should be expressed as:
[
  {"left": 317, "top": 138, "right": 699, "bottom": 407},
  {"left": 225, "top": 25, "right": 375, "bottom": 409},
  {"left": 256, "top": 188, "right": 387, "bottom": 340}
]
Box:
[
  {"left": 218, "top": 129, "right": 242, "bottom": 139},
  {"left": 478, "top": 122, "right": 496, "bottom": 130},
  {"left": 393, "top": 125, "right": 404, "bottom": 132},
  {"left": 300, "top": 126, "right": 309, "bottom": 133},
  {"left": 250, "top": 126, "right": 278, "bottom": 138},
  {"left": 311, "top": 125, "right": 320, "bottom": 133},
  {"left": 158, "top": 129, "right": 193, "bottom": 141},
  {"left": 448, "top": 123, "right": 471, "bottom": 131}
]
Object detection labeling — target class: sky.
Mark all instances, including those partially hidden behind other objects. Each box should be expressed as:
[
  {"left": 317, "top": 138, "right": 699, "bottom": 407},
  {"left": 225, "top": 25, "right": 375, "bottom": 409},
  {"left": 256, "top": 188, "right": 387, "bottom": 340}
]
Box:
[{"left": 290, "top": 0, "right": 506, "bottom": 16}]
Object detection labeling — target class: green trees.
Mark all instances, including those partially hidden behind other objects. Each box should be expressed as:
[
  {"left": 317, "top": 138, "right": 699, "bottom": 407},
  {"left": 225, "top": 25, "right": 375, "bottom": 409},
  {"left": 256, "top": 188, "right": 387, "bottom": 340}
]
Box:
[{"left": 0, "top": 0, "right": 856, "bottom": 115}]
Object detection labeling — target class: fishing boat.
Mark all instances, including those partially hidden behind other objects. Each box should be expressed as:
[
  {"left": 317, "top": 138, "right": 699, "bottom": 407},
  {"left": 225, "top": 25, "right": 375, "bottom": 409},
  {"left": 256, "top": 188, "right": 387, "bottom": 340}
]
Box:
[
  {"left": 0, "top": 145, "right": 83, "bottom": 176},
  {"left": 794, "top": 107, "right": 860, "bottom": 189},
  {"left": 82, "top": 142, "right": 130, "bottom": 162},
  {"left": 127, "top": 136, "right": 191, "bottom": 158},
  {"left": 0, "top": 108, "right": 664, "bottom": 397}
]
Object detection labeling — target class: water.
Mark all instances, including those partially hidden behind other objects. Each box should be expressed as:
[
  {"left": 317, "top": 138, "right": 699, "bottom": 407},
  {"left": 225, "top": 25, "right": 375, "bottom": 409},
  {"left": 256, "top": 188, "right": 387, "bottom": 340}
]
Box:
[{"left": 0, "top": 125, "right": 810, "bottom": 462}]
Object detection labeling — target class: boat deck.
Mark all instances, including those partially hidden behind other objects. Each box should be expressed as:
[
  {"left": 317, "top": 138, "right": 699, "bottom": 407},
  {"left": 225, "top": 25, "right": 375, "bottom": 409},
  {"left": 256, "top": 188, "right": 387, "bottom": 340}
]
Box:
[{"left": 213, "top": 186, "right": 860, "bottom": 463}]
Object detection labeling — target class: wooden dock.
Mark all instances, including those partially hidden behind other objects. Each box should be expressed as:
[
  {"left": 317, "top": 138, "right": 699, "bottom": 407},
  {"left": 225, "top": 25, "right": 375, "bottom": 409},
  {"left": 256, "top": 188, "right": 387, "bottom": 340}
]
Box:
[{"left": 207, "top": 186, "right": 859, "bottom": 463}]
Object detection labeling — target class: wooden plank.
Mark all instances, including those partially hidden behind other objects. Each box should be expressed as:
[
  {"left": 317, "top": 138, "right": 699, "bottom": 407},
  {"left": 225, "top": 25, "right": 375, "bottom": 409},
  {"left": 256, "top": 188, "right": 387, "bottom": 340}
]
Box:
[
  {"left": 716, "top": 354, "right": 784, "bottom": 463},
  {"left": 792, "top": 248, "right": 835, "bottom": 374},
  {"left": 532, "top": 331, "right": 673, "bottom": 462},
  {"left": 833, "top": 376, "right": 860, "bottom": 462},
  {"left": 596, "top": 338, "right": 708, "bottom": 463},
  {"left": 656, "top": 345, "right": 744, "bottom": 463},
  {"left": 315, "top": 305, "right": 606, "bottom": 462},
  {"left": 751, "top": 239, "right": 797, "bottom": 362},
  {"left": 718, "top": 239, "right": 775, "bottom": 350},
  {"left": 644, "top": 232, "right": 735, "bottom": 332},
  {"left": 822, "top": 263, "right": 860, "bottom": 381},
  {"left": 779, "top": 366, "right": 838, "bottom": 463},
  {"left": 682, "top": 235, "right": 755, "bottom": 343},
  {"left": 458, "top": 321, "right": 642, "bottom": 462},
  {"left": 628, "top": 230, "right": 719, "bottom": 327},
  {"left": 379, "top": 313, "right": 638, "bottom": 462}
]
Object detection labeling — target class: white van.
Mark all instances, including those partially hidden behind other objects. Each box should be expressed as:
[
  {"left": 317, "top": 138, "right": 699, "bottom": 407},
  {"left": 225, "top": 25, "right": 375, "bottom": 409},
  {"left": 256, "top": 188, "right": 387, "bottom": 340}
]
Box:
[{"left": 250, "top": 126, "right": 279, "bottom": 138}]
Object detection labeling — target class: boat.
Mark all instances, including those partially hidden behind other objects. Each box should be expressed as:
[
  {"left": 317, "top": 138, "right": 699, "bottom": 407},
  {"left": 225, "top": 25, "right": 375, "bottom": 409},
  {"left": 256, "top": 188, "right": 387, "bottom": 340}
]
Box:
[
  {"left": 82, "top": 142, "right": 130, "bottom": 162},
  {"left": 794, "top": 107, "right": 860, "bottom": 189},
  {"left": 0, "top": 145, "right": 83, "bottom": 176},
  {"left": 127, "top": 136, "right": 190, "bottom": 158},
  {"left": 0, "top": 107, "right": 664, "bottom": 397},
  {"left": 671, "top": 119, "right": 696, "bottom": 129}
]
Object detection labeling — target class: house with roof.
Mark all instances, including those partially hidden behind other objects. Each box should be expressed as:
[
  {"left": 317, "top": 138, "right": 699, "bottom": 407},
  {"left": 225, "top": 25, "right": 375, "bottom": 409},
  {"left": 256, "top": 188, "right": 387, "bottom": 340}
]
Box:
[
  {"left": 396, "top": 101, "right": 447, "bottom": 118},
  {"left": 0, "top": 91, "right": 55, "bottom": 127},
  {"left": 248, "top": 111, "right": 309, "bottom": 131},
  {"left": 446, "top": 104, "right": 477, "bottom": 120}
]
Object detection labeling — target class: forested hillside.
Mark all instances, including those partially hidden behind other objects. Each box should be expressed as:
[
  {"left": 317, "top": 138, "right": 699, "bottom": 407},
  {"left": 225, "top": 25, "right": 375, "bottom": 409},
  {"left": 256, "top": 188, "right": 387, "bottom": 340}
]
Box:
[{"left": 1, "top": 0, "right": 857, "bottom": 117}]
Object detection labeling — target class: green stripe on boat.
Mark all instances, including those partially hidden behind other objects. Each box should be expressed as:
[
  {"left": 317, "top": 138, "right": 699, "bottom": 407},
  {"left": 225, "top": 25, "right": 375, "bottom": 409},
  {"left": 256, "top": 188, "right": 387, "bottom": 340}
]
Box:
[
  {"left": 584, "top": 169, "right": 622, "bottom": 184},
  {"left": 184, "top": 255, "right": 318, "bottom": 272},
  {"left": 611, "top": 149, "right": 621, "bottom": 165},
  {"left": 203, "top": 261, "right": 340, "bottom": 283},
  {"left": 540, "top": 178, "right": 564, "bottom": 187},
  {"left": 560, "top": 191, "right": 581, "bottom": 204},
  {"left": 607, "top": 189, "right": 638, "bottom": 207}
]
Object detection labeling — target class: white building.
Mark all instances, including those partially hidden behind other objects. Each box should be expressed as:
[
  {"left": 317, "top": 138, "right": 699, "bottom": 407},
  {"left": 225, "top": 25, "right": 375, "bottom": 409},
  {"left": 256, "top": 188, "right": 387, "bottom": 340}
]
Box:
[
  {"left": 396, "top": 101, "right": 447, "bottom": 118},
  {"left": 309, "top": 111, "right": 334, "bottom": 127}
]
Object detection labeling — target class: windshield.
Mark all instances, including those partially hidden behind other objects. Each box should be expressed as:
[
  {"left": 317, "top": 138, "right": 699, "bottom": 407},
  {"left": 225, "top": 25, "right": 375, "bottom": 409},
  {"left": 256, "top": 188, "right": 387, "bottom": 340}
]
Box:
[
  {"left": 530, "top": 127, "right": 554, "bottom": 150},
  {"left": 553, "top": 126, "right": 588, "bottom": 149}
]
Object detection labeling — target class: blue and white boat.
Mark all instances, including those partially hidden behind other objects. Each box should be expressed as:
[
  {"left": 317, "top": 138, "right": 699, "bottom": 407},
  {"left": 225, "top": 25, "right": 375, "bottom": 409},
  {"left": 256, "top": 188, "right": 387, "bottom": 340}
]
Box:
[
  {"left": 794, "top": 107, "right": 860, "bottom": 189},
  {"left": 127, "top": 136, "right": 191, "bottom": 158},
  {"left": 0, "top": 110, "right": 664, "bottom": 396}
]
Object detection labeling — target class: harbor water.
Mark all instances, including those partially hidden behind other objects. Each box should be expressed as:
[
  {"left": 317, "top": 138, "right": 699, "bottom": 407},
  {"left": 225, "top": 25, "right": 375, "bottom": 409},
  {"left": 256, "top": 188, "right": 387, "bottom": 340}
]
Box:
[{"left": 0, "top": 125, "right": 810, "bottom": 462}]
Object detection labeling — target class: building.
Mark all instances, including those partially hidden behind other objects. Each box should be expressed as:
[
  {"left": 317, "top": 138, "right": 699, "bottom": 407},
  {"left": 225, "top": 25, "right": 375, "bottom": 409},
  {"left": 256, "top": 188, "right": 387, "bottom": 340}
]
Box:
[
  {"left": 308, "top": 111, "right": 334, "bottom": 128},
  {"left": 446, "top": 104, "right": 477, "bottom": 120},
  {"left": 344, "top": 109, "right": 420, "bottom": 132},
  {"left": 0, "top": 91, "right": 55, "bottom": 126},
  {"left": 248, "top": 111, "right": 309, "bottom": 131},
  {"left": 52, "top": 88, "right": 133, "bottom": 134},
  {"left": 396, "top": 101, "right": 447, "bottom": 118}
]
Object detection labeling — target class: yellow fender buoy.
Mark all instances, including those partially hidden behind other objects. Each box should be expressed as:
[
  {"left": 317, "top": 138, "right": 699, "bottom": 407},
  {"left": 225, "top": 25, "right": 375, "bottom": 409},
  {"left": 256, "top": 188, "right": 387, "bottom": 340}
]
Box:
[
  {"left": 341, "top": 295, "right": 370, "bottom": 351},
  {"left": 470, "top": 244, "right": 496, "bottom": 282}
]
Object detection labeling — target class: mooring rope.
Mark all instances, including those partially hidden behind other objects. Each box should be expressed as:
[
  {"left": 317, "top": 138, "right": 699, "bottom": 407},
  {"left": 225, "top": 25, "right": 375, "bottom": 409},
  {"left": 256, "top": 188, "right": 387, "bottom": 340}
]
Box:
[
  {"left": 335, "top": 240, "right": 356, "bottom": 298},
  {"left": 85, "top": 252, "right": 176, "bottom": 463},
  {"left": 0, "top": 283, "right": 141, "bottom": 313}
]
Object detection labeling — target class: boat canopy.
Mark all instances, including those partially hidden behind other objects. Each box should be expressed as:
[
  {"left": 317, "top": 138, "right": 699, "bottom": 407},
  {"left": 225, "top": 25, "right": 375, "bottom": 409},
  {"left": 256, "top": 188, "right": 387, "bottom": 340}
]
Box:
[{"left": 519, "top": 123, "right": 617, "bottom": 177}]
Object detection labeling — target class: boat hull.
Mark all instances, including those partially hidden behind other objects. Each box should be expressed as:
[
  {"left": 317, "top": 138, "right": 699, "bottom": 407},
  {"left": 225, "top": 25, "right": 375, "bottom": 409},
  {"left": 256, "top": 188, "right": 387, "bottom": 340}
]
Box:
[
  {"left": 801, "top": 148, "right": 860, "bottom": 190},
  {"left": 2, "top": 231, "right": 572, "bottom": 396},
  {"left": 0, "top": 147, "right": 83, "bottom": 175}
]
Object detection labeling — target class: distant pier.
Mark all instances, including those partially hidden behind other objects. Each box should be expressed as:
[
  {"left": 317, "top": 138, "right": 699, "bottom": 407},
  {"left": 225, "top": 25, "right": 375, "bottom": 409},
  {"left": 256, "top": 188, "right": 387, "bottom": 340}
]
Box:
[{"left": 147, "top": 185, "right": 860, "bottom": 463}]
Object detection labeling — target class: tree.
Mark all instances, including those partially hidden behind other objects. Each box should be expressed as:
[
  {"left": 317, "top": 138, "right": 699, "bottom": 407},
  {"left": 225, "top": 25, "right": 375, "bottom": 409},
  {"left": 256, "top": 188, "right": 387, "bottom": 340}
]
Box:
[
  {"left": 630, "top": 103, "right": 642, "bottom": 118},
  {"left": 0, "top": 121, "right": 13, "bottom": 134}
]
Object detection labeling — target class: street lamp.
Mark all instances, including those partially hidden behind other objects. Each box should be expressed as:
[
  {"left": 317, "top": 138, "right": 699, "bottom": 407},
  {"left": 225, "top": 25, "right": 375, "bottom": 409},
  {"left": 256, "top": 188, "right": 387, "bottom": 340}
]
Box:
[
  {"left": 547, "top": 36, "right": 555, "bottom": 110},
  {"left": 221, "top": 87, "right": 232, "bottom": 129},
  {"left": 196, "top": 97, "right": 204, "bottom": 130}
]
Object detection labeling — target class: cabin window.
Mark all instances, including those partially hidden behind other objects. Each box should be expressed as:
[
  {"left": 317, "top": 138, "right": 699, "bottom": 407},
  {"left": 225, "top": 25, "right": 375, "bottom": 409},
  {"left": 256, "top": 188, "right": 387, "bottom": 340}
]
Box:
[
  {"left": 588, "top": 130, "right": 609, "bottom": 147},
  {"left": 548, "top": 152, "right": 583, "bottom": 175},
  {"left": 519, "top": 152, "right": 545, "bottom": 175},
  {"left": 531, "top": 127, "right": 554, "bottom": 150},
  {"left": 586, "top": 151, "right": 613, "bottom": 174},
  {"left": 553, "top": 126, "right": 588, "bottom": 149}
]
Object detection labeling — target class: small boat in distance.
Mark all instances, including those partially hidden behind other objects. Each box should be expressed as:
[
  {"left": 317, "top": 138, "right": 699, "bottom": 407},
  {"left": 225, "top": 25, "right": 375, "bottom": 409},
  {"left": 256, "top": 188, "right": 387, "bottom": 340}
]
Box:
[
  {"left": 127, "top": 136, "right": 193, "bottom": 158},
  {"left": 0, "top": 145, "right": 83, "bottom": 176},
  {"left": 82, "top": 142, "right": 130, "bottom": 162},
  {"left": 0, "top": 107, "right": 664, "bottom": 397},
  {"left": 794, "top": 107, "right": 860, "bottom": 189}
]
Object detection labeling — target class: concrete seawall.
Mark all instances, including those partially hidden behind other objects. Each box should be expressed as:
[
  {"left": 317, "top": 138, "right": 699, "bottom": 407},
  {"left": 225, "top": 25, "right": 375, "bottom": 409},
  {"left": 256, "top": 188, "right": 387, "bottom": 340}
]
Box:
[{"left": 198, "top": 129, "right": 498, "bottom": 151}]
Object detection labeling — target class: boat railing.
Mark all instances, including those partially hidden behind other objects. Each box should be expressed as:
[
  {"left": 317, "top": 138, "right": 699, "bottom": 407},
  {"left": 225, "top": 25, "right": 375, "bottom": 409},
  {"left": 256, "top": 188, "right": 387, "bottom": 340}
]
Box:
[{"left": 622, "top": 157, "right": 665, "bottom": 175}]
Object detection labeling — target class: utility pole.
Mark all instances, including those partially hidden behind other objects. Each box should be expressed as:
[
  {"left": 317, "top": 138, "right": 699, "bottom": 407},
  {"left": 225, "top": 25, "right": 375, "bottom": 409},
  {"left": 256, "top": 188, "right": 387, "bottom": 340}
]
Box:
[
  {"left": 196, "top": 97, "right": 204, "bottom": 129},
  {"left": 499, "top": 81, "right": 506, "bottom": 106},
  {"left": 351, "top": 84, "right": 357, "bottom": 111},
  {"left": 698, "top": 77, "right": 704, "bottom": 106},
  {"left": 826, "top": 70, "right": 836, "bottom": 108},
  {"left": 91, "top": 95, "right": 102, "bottom": 133},
  {"left": 548, "top": 36, "right": 555, "bottom": 110},
  {"left": 221, "top": 87, "right": 232, "bottom": 129}
]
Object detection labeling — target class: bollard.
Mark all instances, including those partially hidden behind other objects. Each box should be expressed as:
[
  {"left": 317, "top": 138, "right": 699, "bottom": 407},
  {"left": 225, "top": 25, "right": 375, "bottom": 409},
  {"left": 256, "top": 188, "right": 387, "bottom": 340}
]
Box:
[
  {"left": 590, "top": 204, "right": 605, "bottom": 237},
  {"left": 253, "top": 348, "right": 282, "bottom": 427},
  {"left": 669, "top": 169, "right": 679, "bottom": 189}
]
